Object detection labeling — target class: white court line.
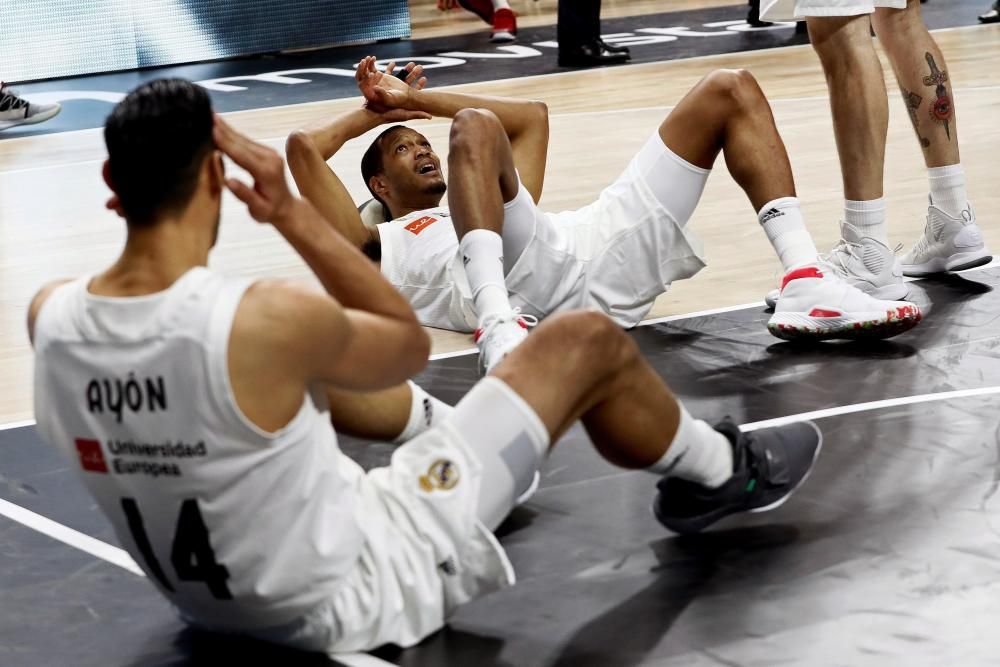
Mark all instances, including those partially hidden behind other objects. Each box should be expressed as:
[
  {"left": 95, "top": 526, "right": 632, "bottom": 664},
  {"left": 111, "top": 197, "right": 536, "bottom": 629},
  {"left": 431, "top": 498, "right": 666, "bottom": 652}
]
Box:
[
  {"left": 334, "top": 654, "right": 396, "bottom": 667},
  {"left": 741, "top": 385, "right": 1000, "bottom": 432},
  {"left": 0, "top": 386, "right": 997, "bottom": 667},
  {"left": 0, "top": 497, "right": 144, "bottom": 576},
  {"left": 0, "top": 418, "right": 37, "bottom": 432},
  {"left": 3, "top": 256, "right": 997, "bottom": 417},
  {"left": 4, "top": 383, "right": 998, "bottom": 571},
  {"left": 427, "top": 255, "right": 1000, "bottom": 360}
]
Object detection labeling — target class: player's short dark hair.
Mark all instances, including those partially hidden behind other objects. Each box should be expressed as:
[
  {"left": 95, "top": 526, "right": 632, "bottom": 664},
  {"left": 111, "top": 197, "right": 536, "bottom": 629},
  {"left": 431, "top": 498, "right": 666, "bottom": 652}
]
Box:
[
  {"left": 360, "top": 125, "right": 408, "bottom": 207},
  {"left": 104, "top": 79, "right": 214, "bottom": 226}
]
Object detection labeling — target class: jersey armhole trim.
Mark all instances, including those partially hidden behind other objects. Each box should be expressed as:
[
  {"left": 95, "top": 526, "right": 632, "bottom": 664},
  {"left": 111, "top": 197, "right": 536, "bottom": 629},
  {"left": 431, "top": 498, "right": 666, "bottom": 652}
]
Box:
[{"left": 208, "top": 279, "right": 312, "bottom": 442}]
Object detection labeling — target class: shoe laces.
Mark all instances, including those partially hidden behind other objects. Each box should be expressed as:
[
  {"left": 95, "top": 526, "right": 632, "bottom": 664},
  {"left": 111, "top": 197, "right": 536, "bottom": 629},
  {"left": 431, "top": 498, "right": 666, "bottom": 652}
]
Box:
[
  {"left": 818, "top": 238, "right": 861, "bottom": 277},
  {"left": 0, "top": 83, "right": 28, "bottom": 112},
  {"left": 477, "top": 307, "right": 537, "bottom": 341}
]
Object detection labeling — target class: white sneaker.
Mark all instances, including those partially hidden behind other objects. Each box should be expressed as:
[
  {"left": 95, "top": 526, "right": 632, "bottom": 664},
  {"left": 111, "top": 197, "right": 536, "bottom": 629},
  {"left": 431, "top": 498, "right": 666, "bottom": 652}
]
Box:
[
  {"left": 765, "top": 221, "right": 907, "bottom": 309},
  {"left": 474, "top": 309, "right": 536, "bottom": 374},
  {"left": 767, "top": 264, "right": 922, "bottom": 341},
  {"left": 901, "top": 200, "right": 992, "bottom": 276},
  {"left": 0, "top": 84, "right": 61, "bottom": 130}
]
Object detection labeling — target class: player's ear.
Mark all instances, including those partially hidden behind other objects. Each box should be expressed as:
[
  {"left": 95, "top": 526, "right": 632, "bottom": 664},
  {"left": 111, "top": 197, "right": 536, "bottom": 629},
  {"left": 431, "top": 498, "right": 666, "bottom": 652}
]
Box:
[
  {"left": 208, "top": 150, "right": 225, "bottom": 195},
  {"left": 370, "top": 174, "right": 389, "bottom": 200},
  {"left": 102, "top": 159, "right": 115, "bottom": 194}
]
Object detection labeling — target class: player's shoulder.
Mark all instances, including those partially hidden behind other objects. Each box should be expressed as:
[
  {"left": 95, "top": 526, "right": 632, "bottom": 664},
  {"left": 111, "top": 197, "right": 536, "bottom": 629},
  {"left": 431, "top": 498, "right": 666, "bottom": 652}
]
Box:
[
  {"left": 27, "top": 278, "right": 78, "bottom": 343},
  {"left": 238, "top": 279, "right": 329, "bottom": 321}
]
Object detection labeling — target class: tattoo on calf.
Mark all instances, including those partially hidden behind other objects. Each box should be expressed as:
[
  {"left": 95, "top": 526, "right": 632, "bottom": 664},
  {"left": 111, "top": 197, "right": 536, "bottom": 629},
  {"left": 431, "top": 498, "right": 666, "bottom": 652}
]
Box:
[
  {"left": 901, "top": 87, "right": 930, "bottom": 149},
  {"left": 922, "top": 52, "right": 953, "bottom": 141}
]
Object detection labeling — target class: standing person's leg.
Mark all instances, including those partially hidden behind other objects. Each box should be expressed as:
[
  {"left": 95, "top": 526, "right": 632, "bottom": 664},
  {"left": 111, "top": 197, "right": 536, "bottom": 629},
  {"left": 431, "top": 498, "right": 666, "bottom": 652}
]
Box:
[
  {"left": 454, "top": 309, "right": 823, "bottom": 534},
  {"left": 558, "top": 0, "right": 628, "bottom": 67},
  {"left": 803, "top": 14, "right": 911, "bottom": 302},
  {"left": 592, "top": 69, "right": 921, "bottom": 341},
  {"left": 872, "top": 1, "right": 992, "bottom": 275},
  {"left": 0, "top": 83, "right": 61, "bottom": 131}
]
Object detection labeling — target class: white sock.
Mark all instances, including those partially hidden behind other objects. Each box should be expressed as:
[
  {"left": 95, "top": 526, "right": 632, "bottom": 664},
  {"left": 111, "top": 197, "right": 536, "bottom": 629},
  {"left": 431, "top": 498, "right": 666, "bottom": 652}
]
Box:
[
  {"left": 646, "top": 405, "right": 734, "bottom": 489},
  {"left": 394, "top": 382, "right": 454, "bottom": 443},
  {"left": 492, "top": 0, "right": 511, "bottom": 10},
  {"left": 844, "top": 198, "right": 887, "bottom": 244},
  {"left": 460, "top": 229, "right": 512, "bottom": 321},
  {"left": 928, "top": 164, "right": 969, "bottom": 219},
  {"left": 758, "top": 197, "right": 819, "bottom": 272}
]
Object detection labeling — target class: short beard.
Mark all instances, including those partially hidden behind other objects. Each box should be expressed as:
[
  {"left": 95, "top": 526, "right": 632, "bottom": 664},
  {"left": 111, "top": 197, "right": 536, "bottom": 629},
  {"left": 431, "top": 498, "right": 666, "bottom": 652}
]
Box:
[{"left": 424, "top": 181, "right": 447, "bottom": 197}]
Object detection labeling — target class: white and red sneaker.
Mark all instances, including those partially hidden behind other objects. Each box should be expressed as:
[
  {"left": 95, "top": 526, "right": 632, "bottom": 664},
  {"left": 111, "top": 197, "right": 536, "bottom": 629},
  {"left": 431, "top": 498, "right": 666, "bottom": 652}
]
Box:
[
  {"left": 490, "top": 8, "right": 517, "bottom": 43},
  {"left": 767, "top": 264, "right": 922, "bottom": 341},
  {"left": 474, "top": 308, "right": 536, "bottom": 374}
]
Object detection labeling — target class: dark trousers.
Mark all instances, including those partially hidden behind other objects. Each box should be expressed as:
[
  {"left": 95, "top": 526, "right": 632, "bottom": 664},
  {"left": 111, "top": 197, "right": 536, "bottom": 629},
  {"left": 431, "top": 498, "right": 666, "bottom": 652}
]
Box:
[{"left": 557, "top": 0, "right": 602, "bottom": 50}]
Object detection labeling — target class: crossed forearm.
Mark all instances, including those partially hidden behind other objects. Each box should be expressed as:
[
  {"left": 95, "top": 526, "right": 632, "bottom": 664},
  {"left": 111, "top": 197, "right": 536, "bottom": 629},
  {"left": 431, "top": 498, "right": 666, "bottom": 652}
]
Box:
[
  {"left": 406, "top": 89, "right": 546, "bottom": 143},
  {"left": 303, "top": 108, "right": 387, "bottom": 160}
]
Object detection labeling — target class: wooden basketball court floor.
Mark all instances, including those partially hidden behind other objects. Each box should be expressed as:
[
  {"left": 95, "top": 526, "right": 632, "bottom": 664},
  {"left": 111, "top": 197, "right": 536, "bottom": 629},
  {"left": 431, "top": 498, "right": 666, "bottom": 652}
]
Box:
[{"left": 2, "top": 4, "right": 1000, "bottom": 665}]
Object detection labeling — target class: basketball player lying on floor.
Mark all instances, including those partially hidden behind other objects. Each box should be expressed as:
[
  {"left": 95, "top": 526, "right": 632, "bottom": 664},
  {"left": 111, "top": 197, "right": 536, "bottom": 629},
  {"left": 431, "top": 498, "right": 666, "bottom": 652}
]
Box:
[
  {"left": 288, "top": 56, "right": 922, "bottom": 373},
  {"left": 31, "top": 79, "right": 823, "bottom": 655}
]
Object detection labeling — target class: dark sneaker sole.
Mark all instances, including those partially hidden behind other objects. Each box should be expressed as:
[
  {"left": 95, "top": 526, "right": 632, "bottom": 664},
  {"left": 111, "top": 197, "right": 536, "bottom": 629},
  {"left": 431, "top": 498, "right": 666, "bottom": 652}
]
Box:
[
  {"left": 902, "top": 253, "right": 993, "bottom": 277},
  {"left": 653, "top": 422, "right": 824, "bottom": 534},
  {"left": 767, "top": 306, "right": 922, "bottom": 342}
]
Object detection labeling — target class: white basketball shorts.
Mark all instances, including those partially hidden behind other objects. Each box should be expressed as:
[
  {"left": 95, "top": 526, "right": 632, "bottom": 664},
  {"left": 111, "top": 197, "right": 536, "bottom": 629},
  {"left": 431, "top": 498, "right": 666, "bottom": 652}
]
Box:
[
  {"left": 250, "top": 377, "right": 549, "bottom": 655},
  {"left": 760, "top": 0, "right": 907, "bottom": 21},
  {"left": 497, "top": 133, "right": 709, "bottom": 328}
]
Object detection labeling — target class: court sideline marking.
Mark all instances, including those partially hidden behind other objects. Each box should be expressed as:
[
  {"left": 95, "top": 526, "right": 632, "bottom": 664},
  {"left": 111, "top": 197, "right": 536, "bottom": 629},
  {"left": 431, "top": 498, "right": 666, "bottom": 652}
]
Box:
[{"left": 3, "top": 258, "right": 997, "bottom": 429}]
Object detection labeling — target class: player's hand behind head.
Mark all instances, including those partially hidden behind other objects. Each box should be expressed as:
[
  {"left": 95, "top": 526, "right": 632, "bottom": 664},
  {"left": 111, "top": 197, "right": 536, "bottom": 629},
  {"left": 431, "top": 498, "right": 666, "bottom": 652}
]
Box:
[
  {"left": 212, "top": 114, "right": 295, "bottom": 225},
  {"left": 356, "top": 56, "right": 428, "bottom": 113}
]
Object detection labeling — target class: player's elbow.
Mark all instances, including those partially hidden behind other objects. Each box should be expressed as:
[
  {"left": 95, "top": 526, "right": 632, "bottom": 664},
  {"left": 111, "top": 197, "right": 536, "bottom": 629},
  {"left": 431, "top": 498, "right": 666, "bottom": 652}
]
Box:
[
  {"left": 285, "top": 130, "right": 316, "bottom": 169},
  {"left": 527, "top": 100, "right": 549, "bottom": 130}
]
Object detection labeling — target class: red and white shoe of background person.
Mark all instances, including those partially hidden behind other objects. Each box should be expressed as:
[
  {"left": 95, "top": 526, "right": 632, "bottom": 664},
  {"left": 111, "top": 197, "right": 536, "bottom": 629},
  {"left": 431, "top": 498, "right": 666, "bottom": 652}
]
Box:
[
  {"left": 767, "top": 264, "right": 922, "bottom": 342},
  {"left": 438, "top": 0, "right": 518, "bottom": 43}
]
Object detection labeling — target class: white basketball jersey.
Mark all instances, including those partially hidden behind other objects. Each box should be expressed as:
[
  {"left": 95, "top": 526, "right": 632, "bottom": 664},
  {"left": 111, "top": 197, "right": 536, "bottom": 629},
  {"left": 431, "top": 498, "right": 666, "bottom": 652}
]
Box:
[
  {"left": 33, "top": 268, "right": 365, "bottom": 630},
  {"left": 377, "top": 207, "right": 479, "bottom": 332}
]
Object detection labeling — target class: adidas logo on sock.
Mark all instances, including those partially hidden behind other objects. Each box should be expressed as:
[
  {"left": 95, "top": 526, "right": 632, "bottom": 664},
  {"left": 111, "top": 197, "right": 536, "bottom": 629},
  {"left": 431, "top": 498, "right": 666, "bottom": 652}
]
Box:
[{"left": 759, "top": 208, "right": 784, "bottom": 224}]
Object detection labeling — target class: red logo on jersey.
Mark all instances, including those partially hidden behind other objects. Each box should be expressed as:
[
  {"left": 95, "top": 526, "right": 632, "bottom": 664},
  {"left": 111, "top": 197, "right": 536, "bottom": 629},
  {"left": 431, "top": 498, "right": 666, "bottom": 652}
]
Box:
[
  {"left": 75, "top": 438, "right": 108, "bottom": 474},
  {"left": 405, "top": 216, "right": 438, "bottom": 235}
]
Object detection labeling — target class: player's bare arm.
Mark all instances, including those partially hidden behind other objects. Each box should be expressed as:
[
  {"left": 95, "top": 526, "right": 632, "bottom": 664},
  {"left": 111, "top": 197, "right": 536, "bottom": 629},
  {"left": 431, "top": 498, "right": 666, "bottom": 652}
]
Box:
[
  {"left": 215, "top": 115, "right": 429, "bottom": 404},
  {"left": 287, "top": 63, "right": 430, "bottom": 250},
  {"left": 357, "top": 55, "right": 550, "bottom": 202}
]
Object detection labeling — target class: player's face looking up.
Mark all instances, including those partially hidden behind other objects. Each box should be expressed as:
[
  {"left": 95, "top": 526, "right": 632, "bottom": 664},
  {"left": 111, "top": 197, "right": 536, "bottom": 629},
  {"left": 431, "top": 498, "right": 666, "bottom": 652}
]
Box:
[{"left": 374, "top": 128, "right": 447, "bottom": 203}]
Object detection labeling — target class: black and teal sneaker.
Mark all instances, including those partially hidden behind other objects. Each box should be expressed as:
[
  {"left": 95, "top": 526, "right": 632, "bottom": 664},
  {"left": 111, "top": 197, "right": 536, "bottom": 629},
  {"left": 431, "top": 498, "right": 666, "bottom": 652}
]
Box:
[{"left": 653, "top": 419, "right": 823, "bottom": 535}]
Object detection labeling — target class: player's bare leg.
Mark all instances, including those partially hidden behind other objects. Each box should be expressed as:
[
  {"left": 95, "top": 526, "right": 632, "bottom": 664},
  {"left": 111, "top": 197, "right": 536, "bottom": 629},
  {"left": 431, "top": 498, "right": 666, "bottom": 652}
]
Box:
[
  {"left": 872, "top": 0, "right": 992, "bottom": 275},
  {"left": 483, "top": 310, "right": 823, "bottom": 534},
  {"left": 808, "top": 16, "right": 889, "bottom": 206},
  {"left": 797, "top": 16, "right": 915, "bottom": 309},
  {"left": 448, "top": 108, "right": 533, "bottom": 373},
  {"left": 658, "top": 69, "right": 919, "bottom": 339}
]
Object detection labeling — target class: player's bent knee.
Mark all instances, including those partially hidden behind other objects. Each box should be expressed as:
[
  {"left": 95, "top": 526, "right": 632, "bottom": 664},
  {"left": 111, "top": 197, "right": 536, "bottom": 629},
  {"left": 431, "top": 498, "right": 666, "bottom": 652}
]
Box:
[
  {"left": 702, "top": 69, "right": 763, "bottom": 115},
  {"left": 553, "top": 310, "right": 631, "bottom": 361},
  {"left": 450, "top": 108, "right": 503, "bottom": 155}
]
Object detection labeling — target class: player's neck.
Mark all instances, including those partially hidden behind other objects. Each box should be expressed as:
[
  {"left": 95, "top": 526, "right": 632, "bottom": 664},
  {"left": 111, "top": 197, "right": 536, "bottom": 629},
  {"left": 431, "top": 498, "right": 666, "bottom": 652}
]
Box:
[
  {"left": 391, "top": 195, "right": 444, "bottom": 220},
  {"left": 91, "top": 216, "right": 215, "bottom": 297}
]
